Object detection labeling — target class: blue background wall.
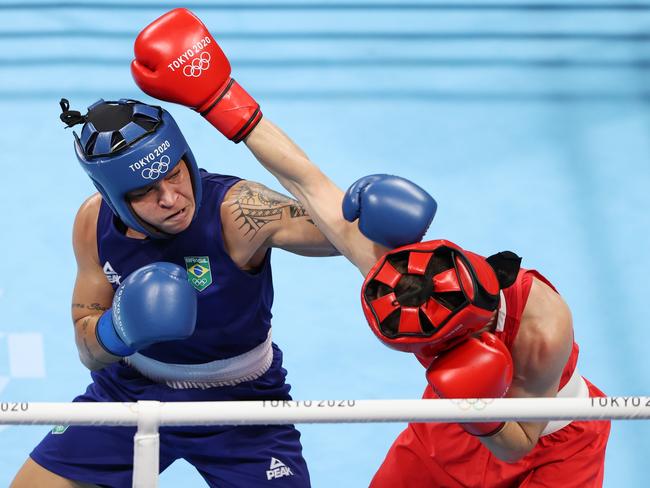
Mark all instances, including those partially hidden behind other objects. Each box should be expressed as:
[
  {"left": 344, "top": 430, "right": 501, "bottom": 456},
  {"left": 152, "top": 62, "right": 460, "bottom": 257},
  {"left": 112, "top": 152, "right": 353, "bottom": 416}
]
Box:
[{"left": 0, "top": 1, "right": 649, "bottom": 486}]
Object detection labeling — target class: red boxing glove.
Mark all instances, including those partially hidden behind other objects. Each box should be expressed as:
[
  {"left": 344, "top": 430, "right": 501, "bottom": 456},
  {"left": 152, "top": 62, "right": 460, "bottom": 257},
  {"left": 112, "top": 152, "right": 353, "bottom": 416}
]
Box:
[
  {"left": 425, "top": 332, "right": 514, "bottom": 436},
  {"left": 131, "top": 8, "right": 262, "bottom": 142}
]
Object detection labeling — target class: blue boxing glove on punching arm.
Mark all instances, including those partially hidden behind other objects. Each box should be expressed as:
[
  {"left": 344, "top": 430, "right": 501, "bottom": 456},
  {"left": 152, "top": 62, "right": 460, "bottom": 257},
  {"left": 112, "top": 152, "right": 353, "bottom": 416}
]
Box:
[
  {"left": 96, "top": 262, "right": 197, "bottom": 356},
  {"left": 342, "top": 174, "right": 437, "bottom": 249}
]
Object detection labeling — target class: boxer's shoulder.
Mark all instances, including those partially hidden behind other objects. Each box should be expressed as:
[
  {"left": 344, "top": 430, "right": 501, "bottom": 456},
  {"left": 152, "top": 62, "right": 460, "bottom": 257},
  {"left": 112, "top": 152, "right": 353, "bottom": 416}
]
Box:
[
  {"left": 75, "top": 193, "right": 102, "bottom": 222},
  {"left": 510, "top": 277, "right": 573, "bottom": 389},
  {"left": 221, "top": 179, "right": 250, "bottom": 204},
  {"left": 73, "top": 193, "right": 102, "bottom": 263},
  {"left": 520, "top": 277, "right": 572, "bottom": 338},
  {"left": 219, "top": 180, "right": 282, "bottom": 268},
  {"left": 220, "top": 179, "right": 301, "bottom": 231}
]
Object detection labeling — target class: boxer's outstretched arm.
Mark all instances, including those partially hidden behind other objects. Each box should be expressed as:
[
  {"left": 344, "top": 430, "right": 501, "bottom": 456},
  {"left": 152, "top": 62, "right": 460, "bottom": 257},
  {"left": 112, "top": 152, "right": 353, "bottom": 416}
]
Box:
[
  {"left": 244, "top": 119, "right": 387, "bottom": 276},
  {"left": 130, "top": 8, "right": 385, "bottom": 274}
]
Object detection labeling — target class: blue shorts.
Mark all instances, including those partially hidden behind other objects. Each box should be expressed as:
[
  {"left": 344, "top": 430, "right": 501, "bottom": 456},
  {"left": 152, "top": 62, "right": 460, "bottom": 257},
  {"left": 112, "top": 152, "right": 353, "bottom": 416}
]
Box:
[{"left": 30, "top": 346, "right": 311, "bottom": 487}]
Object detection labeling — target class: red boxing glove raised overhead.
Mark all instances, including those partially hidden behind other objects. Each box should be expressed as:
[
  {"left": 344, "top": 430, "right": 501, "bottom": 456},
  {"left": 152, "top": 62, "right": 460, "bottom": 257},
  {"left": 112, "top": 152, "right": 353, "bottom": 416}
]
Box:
[
  {"left": 425, "top": 332, "right": 514, "bottom": 437},
  {"left": 131, "top": 8, "right": 262, "bottom": 142}
]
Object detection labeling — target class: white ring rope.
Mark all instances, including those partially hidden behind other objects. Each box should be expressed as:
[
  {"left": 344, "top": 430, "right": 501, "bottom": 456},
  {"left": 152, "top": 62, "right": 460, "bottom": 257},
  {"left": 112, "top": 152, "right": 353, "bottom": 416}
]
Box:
[
  {"left": 1, "top": 397, "right": 649, "bottom": 426},
  {"left": 3, "top": 398, "right": 647, "bottom": 488}
]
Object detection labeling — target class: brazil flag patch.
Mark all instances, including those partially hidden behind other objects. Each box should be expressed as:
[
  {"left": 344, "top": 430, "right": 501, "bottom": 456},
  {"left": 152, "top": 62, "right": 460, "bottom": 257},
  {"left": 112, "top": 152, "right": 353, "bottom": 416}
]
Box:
[
  {"left": 184, "top": 256, "right": 213, "bottom": 292},
  {"left": 51, "top": 425, "right": 69, "bottom": 435}
]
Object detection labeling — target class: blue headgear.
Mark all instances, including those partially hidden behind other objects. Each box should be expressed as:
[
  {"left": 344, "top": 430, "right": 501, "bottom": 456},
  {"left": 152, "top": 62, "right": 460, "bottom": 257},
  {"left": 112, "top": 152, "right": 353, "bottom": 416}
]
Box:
[{"left": 63, "top": 98, "right": 203, "bottom": 238}]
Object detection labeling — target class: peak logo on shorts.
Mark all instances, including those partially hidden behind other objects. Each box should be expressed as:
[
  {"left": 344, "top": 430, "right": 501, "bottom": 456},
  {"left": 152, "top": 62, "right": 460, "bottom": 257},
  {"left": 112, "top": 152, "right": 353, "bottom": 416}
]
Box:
[
  {"left": 266, "top": 457, "right": 294, "bottom": 480},
  {"left": 103, "top": 262, "right": 121, "bottom": 285},
  {"left": 184, "top": 256, "right": 212, "bottom": 292}
]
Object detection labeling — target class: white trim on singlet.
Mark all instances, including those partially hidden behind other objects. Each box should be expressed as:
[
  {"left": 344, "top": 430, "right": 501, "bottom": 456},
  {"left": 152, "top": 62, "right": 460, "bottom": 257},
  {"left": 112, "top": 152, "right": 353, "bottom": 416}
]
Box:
[
  {"left": 123, "top": 329, "right": 273, "bottom": 389},
  {"left": 496, "top": 290, "right": 507, "bottom": 333}
]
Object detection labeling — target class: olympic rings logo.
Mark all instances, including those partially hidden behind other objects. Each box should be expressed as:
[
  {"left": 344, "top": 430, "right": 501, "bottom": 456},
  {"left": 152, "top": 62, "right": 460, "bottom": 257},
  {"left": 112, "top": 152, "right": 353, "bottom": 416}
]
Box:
[
  {"left": 183, "top": 52, "right": 211, "bottom": 78},
  {"left": 141, "top": 155, "right": 170, "bottom": 180},
  {"left": 451, "top": 399, "right": 495, "bottom": 411}
]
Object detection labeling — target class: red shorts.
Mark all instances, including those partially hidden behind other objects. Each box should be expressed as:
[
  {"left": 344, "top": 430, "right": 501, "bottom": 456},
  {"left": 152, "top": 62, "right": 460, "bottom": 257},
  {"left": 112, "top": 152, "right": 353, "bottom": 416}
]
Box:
[{"left": 371, "top": 379, "right": 610, "bottom": 488}]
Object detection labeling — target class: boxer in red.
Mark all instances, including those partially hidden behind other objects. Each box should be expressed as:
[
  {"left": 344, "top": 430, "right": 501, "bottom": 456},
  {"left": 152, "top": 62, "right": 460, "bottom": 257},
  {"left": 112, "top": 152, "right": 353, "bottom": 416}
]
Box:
[
  {"left": 362, "top": 242, "right": 610, "bottom": 487},
  {"left": 128, "top": 8, "right": 610, "bottom": 487}
]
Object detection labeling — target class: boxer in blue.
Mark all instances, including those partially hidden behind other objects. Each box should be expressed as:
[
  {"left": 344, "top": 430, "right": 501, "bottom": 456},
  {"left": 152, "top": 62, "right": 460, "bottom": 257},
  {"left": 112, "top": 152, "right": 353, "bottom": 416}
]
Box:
[
  {"left": 10, "top": 95, "right": 329, "bottom": 487},
  {"left": 10, "top": 101, "right": 340, "bottom": 488}
]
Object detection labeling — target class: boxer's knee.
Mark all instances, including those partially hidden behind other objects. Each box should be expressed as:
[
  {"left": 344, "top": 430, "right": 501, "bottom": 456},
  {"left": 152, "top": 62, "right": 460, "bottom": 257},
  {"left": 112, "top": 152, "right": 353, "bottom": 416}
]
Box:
[{"left": 10, "top": 457, "right": 99, "bottom": 488}]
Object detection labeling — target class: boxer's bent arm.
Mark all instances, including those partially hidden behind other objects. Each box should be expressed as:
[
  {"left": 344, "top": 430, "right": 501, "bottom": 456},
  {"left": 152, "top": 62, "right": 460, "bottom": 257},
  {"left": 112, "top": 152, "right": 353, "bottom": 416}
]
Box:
[
  {"left": 477, "top": 364, "right": 564, "bottom": 463},
  {"left": 478, "top": 279, "right": 574, "bottom": 462},
  {"left": 222, "top": 180, "right": 338, "bottom": 259},
  {"left": 221, "top": 180, "right": 341, "bottom": 270},
  {"left": 244, "top": 119, "right": 387, "bottom": 276},
  {"left": 71, "top": 195, "right": 119, "bottom": 370}
]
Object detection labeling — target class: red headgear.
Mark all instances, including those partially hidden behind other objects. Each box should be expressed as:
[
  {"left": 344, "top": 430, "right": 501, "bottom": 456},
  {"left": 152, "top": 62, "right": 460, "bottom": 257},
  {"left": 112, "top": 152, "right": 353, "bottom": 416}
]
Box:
[{"left": 361, "top": 239, "right": 514, "bottom": 357}]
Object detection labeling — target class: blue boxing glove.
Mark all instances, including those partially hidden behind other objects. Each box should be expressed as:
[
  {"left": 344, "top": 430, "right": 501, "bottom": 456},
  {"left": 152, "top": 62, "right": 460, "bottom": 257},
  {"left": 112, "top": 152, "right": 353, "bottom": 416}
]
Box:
[
  {"left": 96, "top": 262, "right": 197, "bottom": 356},
  {"left": 342, "top": 174, "right": 437, "bottom": 249}
]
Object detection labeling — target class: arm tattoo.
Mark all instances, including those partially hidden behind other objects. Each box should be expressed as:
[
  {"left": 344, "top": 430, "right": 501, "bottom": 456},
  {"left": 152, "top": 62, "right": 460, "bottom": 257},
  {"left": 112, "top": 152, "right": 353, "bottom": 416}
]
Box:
[
  {"left": 81, "top": 336, "right": 112, "bottom": 365},
  {"left": 79, "top": 318, "right": 112, "bottom": 365},
  {"left": 289, "top": 205, "right": 308, "bottom": 218},
  {"left": 82, "top": 337, "right": 96, "bottom": 361},
  {"left": 230, "top": 183, "right": 315, "bottom": 240},
  {"left": 72, "top": 303, "right": 108, "bottom": 312}
]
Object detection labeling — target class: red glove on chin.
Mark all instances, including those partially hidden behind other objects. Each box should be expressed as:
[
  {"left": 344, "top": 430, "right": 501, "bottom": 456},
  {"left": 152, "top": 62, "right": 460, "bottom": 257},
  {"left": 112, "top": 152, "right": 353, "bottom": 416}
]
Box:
[
  {"left": 131, "top": 8, "right": 262, "bottom": 142},
  {"left": 426, "top": 332, "right": 514, "bottom": 436}
]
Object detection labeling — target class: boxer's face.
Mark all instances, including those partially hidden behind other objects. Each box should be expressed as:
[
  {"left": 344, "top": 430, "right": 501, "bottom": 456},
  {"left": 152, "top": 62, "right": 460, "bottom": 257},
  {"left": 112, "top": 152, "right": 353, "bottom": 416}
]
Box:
[{"left": 127, "top": 159, "right": 195, "bottom": 235}]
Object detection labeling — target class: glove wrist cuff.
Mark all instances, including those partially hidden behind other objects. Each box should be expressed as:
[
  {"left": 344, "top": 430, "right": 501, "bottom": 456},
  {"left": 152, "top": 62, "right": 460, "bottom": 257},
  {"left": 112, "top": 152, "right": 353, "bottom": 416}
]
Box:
[
  {"left": 462, "top": 421, "right": 506, "bottom": 437},
  {"left": 200, "top": 78, "right": 263, "bottom": 142},
  {"left": 96, "top": 310, "right": 135, "bottom": 357}
]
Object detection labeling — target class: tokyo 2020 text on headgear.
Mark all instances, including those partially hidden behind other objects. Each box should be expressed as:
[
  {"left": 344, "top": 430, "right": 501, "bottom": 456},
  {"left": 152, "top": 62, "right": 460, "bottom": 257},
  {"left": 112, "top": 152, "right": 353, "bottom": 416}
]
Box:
[
  {"left": 59, "top": 98, "right": 203, "bottom": 238},
  {"left": 361, "top": 239, "right": 521, "bottom": 357}
]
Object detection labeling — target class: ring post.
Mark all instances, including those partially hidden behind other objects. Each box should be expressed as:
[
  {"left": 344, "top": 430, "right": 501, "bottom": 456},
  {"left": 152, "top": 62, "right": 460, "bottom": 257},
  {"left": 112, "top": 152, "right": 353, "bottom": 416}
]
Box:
[{"left": 132, "top": 400, "right": 161, "bottom": 488}]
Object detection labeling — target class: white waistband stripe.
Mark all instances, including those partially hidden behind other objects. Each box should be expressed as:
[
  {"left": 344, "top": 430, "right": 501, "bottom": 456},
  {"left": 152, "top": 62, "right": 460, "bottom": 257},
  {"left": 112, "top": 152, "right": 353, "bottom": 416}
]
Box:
[{"left": 124, "top": 330, "right": 274, "bottom": 389}]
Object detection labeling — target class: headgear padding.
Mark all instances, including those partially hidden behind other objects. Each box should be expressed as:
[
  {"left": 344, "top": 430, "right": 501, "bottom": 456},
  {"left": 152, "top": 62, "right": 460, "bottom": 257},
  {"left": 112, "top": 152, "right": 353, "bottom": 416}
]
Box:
[
  {"left": 361, "top": 239, "right": 516, "bottom": 357},
  {"left": 67, "top": 98, "right": 202, "bottom": 238}
]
